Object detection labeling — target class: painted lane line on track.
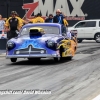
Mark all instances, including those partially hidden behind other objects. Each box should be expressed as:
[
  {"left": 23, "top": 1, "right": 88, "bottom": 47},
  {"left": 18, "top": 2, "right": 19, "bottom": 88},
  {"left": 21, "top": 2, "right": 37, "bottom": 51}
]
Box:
[{"left": 92, "top": 95, "right": 100, "bottom": 100}]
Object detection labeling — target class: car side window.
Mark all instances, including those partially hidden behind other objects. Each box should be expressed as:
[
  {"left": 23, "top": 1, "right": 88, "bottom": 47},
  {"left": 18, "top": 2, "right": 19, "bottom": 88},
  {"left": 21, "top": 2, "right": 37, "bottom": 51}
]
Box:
[
  {"left": 75, "top": 22, "right": 86, "bottom": 28},
  {"left": 84, "top": 21, "right": 96, "bottom": 27}
]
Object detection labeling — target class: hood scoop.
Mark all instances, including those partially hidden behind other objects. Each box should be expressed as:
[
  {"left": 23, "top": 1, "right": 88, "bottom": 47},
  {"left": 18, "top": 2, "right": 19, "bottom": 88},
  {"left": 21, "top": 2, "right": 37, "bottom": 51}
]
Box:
[{"left": 29, "top": 27, "right": 45, "bottom": 38}]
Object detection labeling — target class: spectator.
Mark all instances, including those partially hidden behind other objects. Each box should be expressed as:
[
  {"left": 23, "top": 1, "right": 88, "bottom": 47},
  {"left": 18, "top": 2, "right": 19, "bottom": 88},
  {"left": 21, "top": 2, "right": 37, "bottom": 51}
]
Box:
[
  {"left": 34, "top": 13, "right": 44, "bottom": 23},
  {"left": 5, "top": 11, "right": 23, "bottom": 40},
  {"left": 53, "top": 9, "right": 64, "bottom": 25},
  {"left": 45, "top": 14, "right": 53, "bottom": 23},
  {"left": 53, "top": 9, "right": 67, "bottom": 33},
  {"left": 63, "top": 16, "right": 69, "bottom": 27},
  {"left": 28, "top": 15, "right": 37, "bottom": 23},
  {"left": 14, "top": 11, "right": 28, "bottom": 25},
  {"left": 0, "top": 15, "right": 5, "bottom": 34}
]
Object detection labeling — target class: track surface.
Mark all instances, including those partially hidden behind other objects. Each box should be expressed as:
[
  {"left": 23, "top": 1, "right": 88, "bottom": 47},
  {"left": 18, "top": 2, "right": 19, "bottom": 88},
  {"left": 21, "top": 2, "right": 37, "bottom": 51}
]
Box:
[{"left": 0, "top": 40, "right": 100, "bottom": 100}]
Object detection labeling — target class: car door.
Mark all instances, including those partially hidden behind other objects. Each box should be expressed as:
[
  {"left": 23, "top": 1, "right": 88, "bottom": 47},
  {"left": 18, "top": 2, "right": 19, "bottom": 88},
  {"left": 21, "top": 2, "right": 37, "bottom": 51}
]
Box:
[
  {"left": 73, "top": 21, "right": 86, "bottom": 38},
  {"left": 84, "top": 21, "right": 96, "bottom": 38}
]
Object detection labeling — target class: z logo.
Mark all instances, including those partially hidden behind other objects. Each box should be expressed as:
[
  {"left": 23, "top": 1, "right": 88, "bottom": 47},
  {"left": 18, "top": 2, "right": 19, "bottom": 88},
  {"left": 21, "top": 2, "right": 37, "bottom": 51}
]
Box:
[{"left": 22, "top": 2, "right": 39, "bottom": 19}]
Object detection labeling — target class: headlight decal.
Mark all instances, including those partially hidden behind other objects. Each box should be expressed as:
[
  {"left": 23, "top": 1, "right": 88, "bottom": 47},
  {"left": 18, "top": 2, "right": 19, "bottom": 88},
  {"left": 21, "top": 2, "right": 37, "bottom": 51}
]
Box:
[
  {"left": 47, "top": 40, "right": 55, "bottom": 47},
  {"left": 7, "top": 41, "right": 15, "bottom": 50},
  {"left": 46, "top": 40, "right": 58, "bottom": 50}
]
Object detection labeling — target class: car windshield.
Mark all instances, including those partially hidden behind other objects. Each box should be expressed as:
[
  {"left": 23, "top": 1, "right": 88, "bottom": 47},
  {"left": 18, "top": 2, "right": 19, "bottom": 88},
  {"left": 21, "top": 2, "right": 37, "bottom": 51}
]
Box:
[{"left": 21, "top": 26, "right": 60, "bottom": 35}]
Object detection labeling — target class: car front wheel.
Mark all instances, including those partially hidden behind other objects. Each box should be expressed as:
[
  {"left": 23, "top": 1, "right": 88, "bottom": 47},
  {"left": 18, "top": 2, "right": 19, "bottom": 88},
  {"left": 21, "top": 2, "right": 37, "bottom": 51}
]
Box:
[{"left": 10, "top": 58, "right": 17, "bottom": 62}]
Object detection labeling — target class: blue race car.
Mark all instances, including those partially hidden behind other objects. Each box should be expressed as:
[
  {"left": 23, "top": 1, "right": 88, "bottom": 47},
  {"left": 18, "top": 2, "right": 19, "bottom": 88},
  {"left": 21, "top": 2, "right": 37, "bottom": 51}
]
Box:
[{"left": 6, "top": 23, "right": 77, "bottom": 62}]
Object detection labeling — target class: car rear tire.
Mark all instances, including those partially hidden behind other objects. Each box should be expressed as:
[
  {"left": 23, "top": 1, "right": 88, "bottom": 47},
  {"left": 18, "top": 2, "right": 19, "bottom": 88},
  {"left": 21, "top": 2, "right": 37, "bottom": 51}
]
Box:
[
  {"left": 94, "top": 33, "right": 100, "bottom": 43},
  {"left": 78, "top": 39, "right": 83, "bottom": 43},
  {"left": 10, "top": 58, "right": 17, "bottom": 62}
]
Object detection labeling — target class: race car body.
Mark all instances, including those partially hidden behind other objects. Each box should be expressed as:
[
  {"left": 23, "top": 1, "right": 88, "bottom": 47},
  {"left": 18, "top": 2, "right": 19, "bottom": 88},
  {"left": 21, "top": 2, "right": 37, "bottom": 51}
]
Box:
[{"left": 6, "top": 23, "right": 77, "bottom": 62}]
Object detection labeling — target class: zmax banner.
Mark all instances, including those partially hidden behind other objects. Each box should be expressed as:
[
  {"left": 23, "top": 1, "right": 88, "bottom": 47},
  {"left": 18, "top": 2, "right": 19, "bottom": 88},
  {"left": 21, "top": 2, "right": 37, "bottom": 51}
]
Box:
[
  {"left": 0, "top": 0, "right": 100, "bottom": 26},
  {"left": 22, "top": 0, "right": 85, "bottom": 20}
]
